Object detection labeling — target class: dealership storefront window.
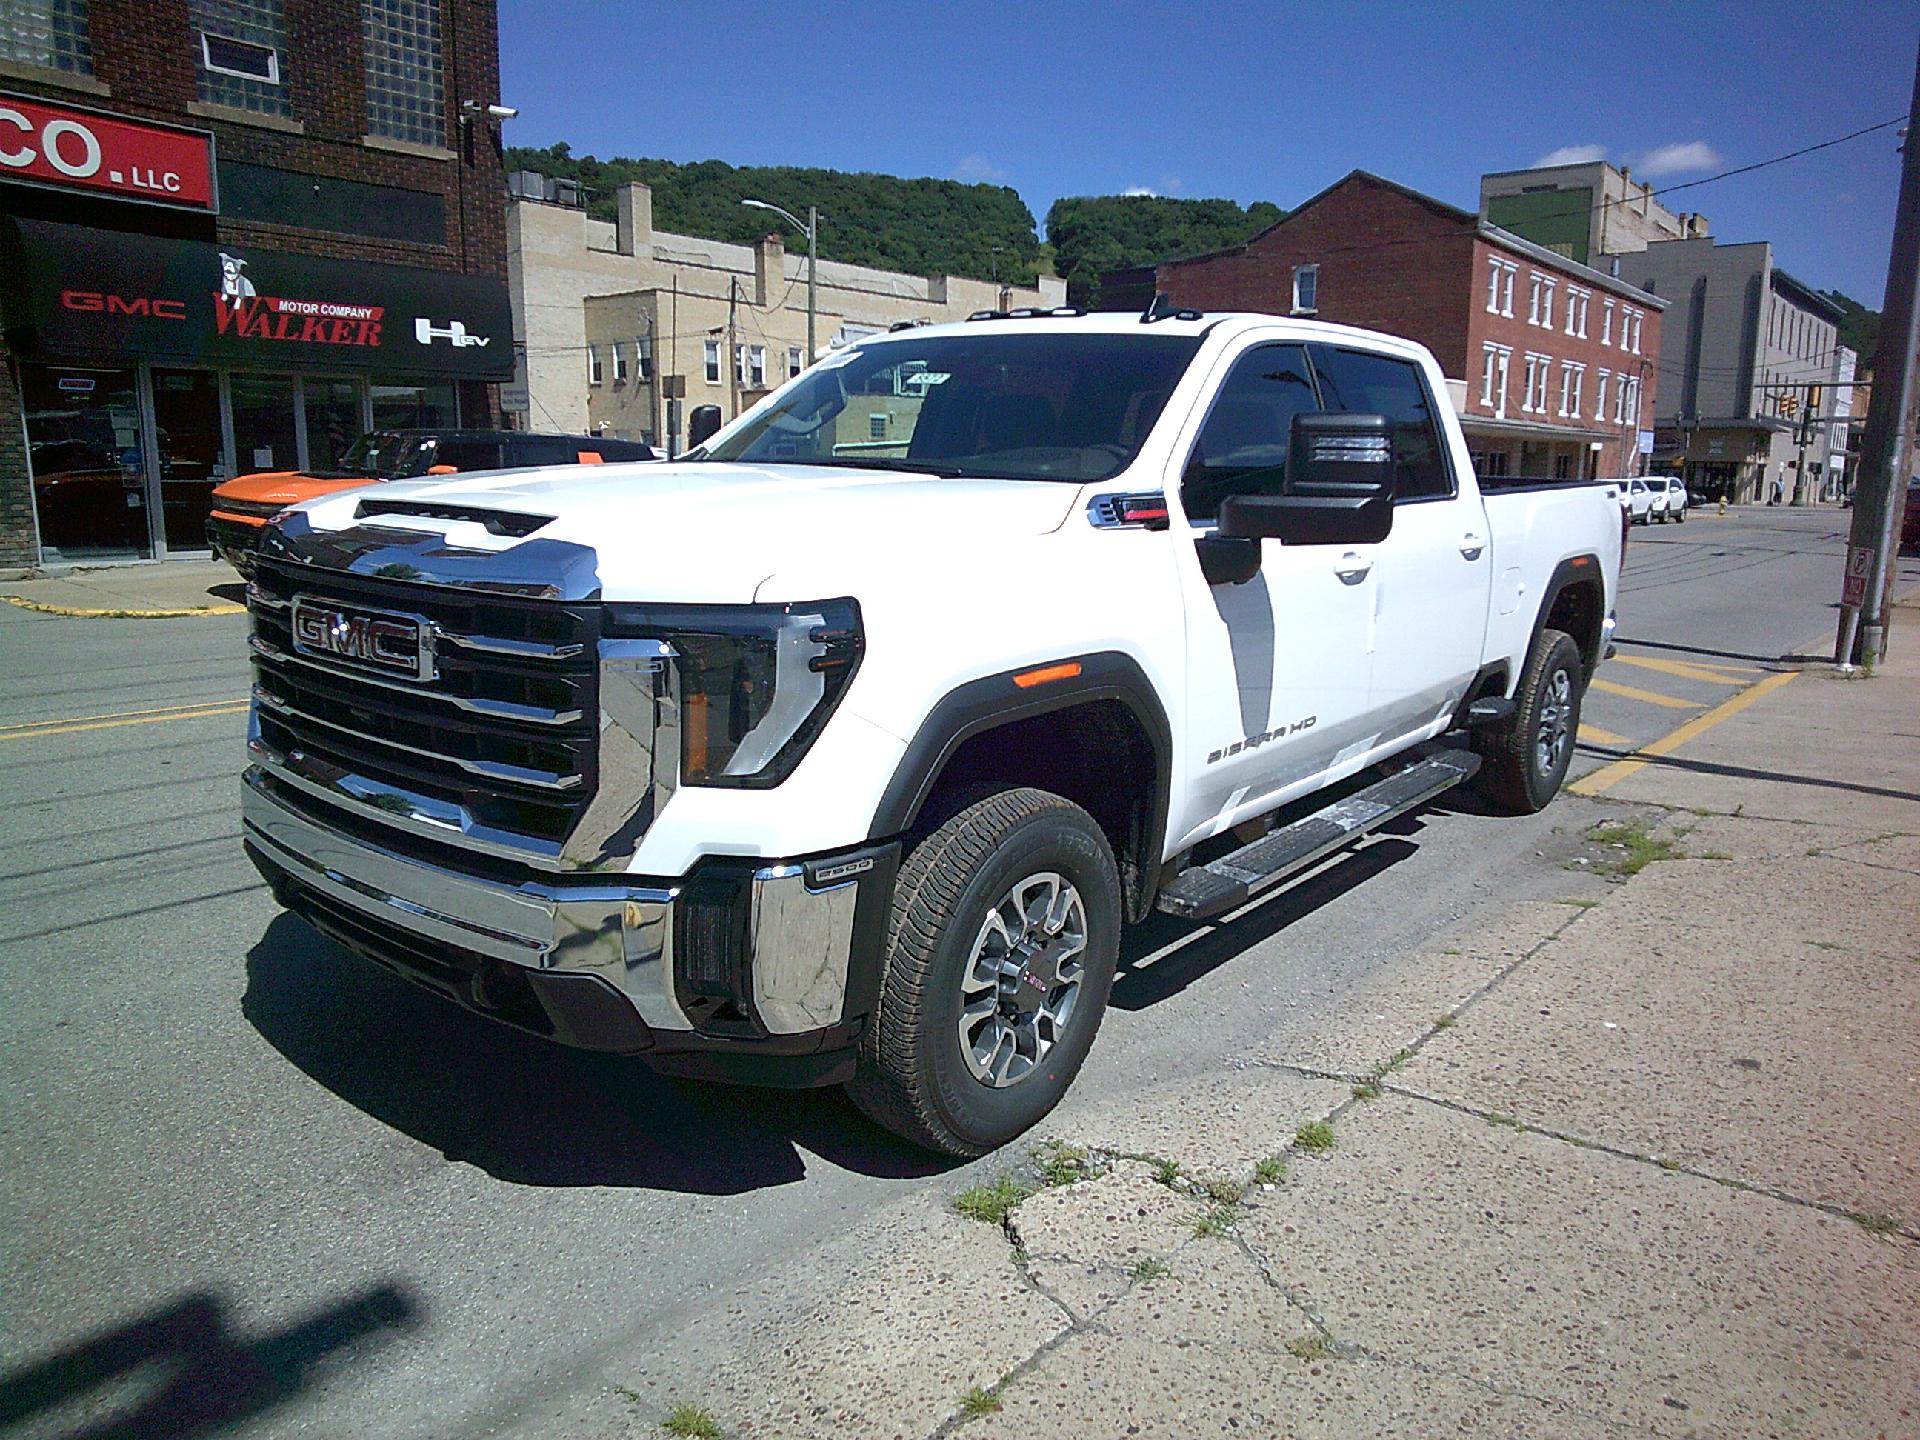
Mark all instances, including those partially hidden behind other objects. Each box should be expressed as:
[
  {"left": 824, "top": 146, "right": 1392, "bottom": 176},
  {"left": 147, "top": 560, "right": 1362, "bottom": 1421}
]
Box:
[{"left": 4, "top": 216, "right": 509, "bottom": 564}]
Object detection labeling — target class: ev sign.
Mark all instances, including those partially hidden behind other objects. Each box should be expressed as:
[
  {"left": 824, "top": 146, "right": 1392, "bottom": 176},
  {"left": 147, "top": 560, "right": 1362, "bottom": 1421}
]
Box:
[
  {"left": 0, "top": 94, "right": 215, "bottom": 211},
  {"left": 1841, "top": 545, "right": 1874, "bottom": 608}
]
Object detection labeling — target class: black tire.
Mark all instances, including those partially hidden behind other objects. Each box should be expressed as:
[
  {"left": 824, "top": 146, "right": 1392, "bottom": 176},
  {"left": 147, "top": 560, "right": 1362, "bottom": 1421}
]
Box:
[
  {"left": 847, "top": 787, "right": 1121, "bottom": 1157},
  {"left": 1475, "top": 628, "right": 1585, "bottom": 814},
  {"left": 1675, "top": 507, "right": 1686, "bottom": 523}
]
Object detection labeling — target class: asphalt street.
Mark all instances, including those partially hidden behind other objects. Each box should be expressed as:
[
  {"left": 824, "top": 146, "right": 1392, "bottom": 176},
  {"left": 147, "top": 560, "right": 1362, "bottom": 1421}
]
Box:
[{"left": 1, "top": 506, "right": 1913, "bottom": 1440}]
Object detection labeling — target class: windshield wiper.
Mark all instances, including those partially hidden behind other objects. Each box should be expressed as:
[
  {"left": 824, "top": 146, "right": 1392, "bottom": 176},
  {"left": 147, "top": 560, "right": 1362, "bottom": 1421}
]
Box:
[{"left": 818, "top": 456, "right": 973, "bottom": 479}]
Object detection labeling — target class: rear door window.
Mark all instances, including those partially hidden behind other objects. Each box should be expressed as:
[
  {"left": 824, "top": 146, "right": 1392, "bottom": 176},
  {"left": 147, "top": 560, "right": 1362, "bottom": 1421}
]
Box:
[
  {"left": 505, "top": 437, "right": 579, "bottom": 467},
  {"left": 431, "top": 439, "right": 504, "bottom": 471},
  {"left": 1308, "top": 346, "right": 1454, "bottom": 501}
]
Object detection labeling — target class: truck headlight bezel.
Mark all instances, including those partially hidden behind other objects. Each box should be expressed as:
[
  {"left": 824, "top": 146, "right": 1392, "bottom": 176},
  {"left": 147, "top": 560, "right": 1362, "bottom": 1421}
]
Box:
[{"left": 603, "top": 598, "right": 864, "bottom": 788}]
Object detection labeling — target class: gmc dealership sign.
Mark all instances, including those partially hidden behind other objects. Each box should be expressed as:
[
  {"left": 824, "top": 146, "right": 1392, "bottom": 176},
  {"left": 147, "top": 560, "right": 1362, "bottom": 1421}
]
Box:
[
  {"left": 2, "top": 219, "right": 514, "bottom": 380},
  {"left": 0, "top": 93, "right": 215, "bottom": 211}
]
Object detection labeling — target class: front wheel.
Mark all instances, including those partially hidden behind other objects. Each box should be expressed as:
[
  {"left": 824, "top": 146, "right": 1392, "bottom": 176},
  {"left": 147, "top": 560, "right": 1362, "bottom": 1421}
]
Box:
[
  {"left": 1475, "top": 628, "right": 1586, "bottom": 814},
  {"left": 1675, "top": 507, "right": 1686, "bottom": 523},
  {"left": 848, "top": 787, "right": 1121, "bottom": 1156}
]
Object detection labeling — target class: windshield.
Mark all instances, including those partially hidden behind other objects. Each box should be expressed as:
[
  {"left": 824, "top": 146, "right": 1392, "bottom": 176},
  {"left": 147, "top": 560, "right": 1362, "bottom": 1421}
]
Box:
[
  {"left": 334, "top": 431, "right": 433, "bottom": 479},
  {"left": 701, "top": 331, "right": 1202, "bottom": 482}
]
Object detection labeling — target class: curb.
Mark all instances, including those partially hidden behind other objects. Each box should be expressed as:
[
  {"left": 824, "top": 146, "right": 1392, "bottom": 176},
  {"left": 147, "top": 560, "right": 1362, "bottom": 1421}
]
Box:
[{"left": 0, "top": 594, "right": 246, "bottom": 619}]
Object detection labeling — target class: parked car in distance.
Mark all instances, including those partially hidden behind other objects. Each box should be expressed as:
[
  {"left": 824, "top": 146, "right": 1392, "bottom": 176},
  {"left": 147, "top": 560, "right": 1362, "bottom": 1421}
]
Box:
[
  {"left": 1653, "top": 476, "right": 1687, "bottom": 523},
  {"left": 206, "top": 429, "right": 658, "bottom": 569},
  {"left": 1621, "top": 477, "right": 1657, "bottom": 525}
]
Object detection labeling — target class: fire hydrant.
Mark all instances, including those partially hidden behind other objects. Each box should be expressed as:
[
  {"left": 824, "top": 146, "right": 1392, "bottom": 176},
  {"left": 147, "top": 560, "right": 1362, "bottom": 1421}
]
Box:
[{"left": 1718, "top": 496, "right": 1728, "bottom": 517}]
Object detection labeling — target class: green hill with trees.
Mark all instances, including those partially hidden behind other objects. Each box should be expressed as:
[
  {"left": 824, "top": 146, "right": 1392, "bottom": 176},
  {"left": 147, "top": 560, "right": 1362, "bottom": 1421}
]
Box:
[
  {"left": 1046, "top": 195, "right": 1286, "bottom": 307},
  {"left": 504, "top": 143, "right": 1044, "bottom": 287},
  {"left": 1819, "top": 289, "right": 1880, "bottom": 370}
]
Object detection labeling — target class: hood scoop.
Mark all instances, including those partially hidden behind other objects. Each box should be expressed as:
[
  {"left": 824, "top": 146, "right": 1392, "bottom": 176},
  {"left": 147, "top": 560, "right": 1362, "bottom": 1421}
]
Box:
[{"left": 354, "top": 497, "right": 554, "bottom": 538}]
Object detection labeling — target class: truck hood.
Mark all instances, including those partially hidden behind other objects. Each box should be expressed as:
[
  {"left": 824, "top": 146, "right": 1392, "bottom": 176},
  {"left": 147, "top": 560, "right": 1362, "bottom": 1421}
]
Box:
[
  {"left": 213, "top": 469, "right": 380, "bottom": 508},
  {"left": 284, "top": 460, "right": 1085, "bottom": 601}
]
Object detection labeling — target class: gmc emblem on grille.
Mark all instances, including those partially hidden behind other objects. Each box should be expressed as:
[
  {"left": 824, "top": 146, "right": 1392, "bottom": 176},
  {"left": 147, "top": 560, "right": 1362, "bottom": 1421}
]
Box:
[{"left": 291, "top": 596, "right": 433, "bottom": 681}]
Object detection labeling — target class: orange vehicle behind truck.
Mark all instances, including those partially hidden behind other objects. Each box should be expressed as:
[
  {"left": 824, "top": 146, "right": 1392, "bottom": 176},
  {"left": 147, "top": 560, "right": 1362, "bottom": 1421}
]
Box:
[{"left": 206, "top": 428, "right": 658, "bottom": 569}]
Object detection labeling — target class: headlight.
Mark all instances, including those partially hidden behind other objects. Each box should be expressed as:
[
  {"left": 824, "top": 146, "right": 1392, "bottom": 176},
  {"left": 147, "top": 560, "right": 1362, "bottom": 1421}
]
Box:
[{"left": 604, "top": 598, "right": 863, "bottom": 787}]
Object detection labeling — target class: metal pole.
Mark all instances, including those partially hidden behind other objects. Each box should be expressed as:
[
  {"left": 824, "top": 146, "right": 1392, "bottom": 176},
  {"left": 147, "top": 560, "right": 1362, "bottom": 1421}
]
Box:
[
  {"left": 806, "top": 205, "right": 817, "bottom": 365},
  {"left": 1837, "top": 39, "right": 1920, "bottom": 666}
]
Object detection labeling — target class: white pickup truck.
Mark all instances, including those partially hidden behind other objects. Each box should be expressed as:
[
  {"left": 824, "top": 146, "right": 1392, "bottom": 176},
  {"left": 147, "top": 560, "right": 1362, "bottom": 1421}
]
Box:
[{"left": 241, "top": 309, "right": 1623, "bottom": 1155}]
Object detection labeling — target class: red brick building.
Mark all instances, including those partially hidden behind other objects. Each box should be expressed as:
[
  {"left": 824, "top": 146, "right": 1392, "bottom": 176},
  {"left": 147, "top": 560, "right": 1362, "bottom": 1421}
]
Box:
[
  {"left": 1107, "top": 171, "right": 1665, "bottom": 482},
  {"left": 0, "top": 0, "right": 512, "bottom": 571}
]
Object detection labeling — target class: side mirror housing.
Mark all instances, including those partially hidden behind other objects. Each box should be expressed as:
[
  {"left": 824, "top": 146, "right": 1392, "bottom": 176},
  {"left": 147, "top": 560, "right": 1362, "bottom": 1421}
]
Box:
[
  {"left": 1218, "top": 413, "right": 1395, "bottom": 547},
  {"left": 687, "top": 404, "right": 724, "bottom": 448}
]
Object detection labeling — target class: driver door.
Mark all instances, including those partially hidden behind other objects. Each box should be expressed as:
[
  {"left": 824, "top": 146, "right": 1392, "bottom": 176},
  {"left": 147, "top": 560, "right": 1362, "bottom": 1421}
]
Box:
[{"left": 1169, "top": 341, "right": 1379, "bottom": 850}]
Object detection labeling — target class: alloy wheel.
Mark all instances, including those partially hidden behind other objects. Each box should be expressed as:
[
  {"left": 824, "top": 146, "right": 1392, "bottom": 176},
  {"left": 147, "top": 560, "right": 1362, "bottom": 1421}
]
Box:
[{"left": 957, "top": 872, "right": 1088, "bottom": 1088}]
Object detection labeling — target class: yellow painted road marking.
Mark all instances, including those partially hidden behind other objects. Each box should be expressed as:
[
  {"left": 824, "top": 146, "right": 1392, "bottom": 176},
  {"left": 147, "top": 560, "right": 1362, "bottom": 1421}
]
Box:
[
  {"left": 1611, "top": 653, "right": 1763, "bottom": 684},
  {"left": 1571, "top": 671, "right": 1800, "bottom": 797},
  {"left": 0, "top": 594, "right": 244, "bottom": 618},
  {"left": 1589, "top": 677, "right": 1702, "bottom": 710},
  {"left": 1578, "top": 723, "right": 1630, "bottom": 746},
  {"left": 0, "top": 700, "right": 248, "bottom": 741}
]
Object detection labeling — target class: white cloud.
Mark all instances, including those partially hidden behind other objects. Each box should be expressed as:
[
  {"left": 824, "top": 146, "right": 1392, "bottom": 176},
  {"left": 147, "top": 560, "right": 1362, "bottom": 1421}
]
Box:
[
  {"left": 1631, "top": 141, "right": 1723, "bottom": 178},
  {"left": 1123, "top": 185, "right": 1157, "bottom": 197},
  {"left": 952, "top": 153, "right": 1007, "bottom": 183},
  {"left": 1532, "top": 144, "right": 1609, "bottom": 168}
]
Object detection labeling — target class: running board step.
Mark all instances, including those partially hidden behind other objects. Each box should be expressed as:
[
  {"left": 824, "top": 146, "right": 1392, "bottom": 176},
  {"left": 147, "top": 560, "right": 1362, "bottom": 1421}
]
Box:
[{"left": 1156, "top": 750, "right": 1482, "bottom": 922}]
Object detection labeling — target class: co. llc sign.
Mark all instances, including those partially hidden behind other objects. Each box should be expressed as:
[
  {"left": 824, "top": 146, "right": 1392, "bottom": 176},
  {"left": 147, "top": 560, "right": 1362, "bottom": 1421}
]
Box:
[{"left": 0, "top": 93, "right": 215, "bottom": 211}]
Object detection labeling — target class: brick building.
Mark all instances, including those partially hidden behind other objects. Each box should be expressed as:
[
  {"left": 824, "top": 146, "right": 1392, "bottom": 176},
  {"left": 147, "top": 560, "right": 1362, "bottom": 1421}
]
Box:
[
  {"left": 0, "top": 0, "right": 512, "bottom": 571},
  {"left": 1105, "top": 171, "right": 1665, "bottom": 481}
]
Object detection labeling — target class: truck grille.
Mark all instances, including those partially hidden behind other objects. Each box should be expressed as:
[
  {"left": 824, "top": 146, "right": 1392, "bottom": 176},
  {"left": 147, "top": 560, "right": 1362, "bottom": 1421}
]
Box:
[{"left": 246, "top": 558, "right": 601, "bottom": 852}]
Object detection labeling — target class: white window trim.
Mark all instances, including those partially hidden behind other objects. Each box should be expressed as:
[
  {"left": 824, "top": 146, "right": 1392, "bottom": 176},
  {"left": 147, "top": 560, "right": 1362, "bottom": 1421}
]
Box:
[
  {"left": 1291, "top": 263, "right": 1319, "bottom": 315},
  {"left": 200, "top": 30, "right": 280, "bottom": 84},
  {"left": 748, "top": 343, "right": 767, "bottom": 388},
  {"left": 1486, "top": 258, "right": 1501, "bottom": 314},
  {"left": 1625, "top": 376, "right": 1641, "bottom": 427},
  {"left": 637, "top": 336, "right": 653, "bottom": 380},
  {"left": 1595, "top": 368, "right": 1610, "bottom": 422},
  {"left": 1558, "top": 362, "right": 1572, "bottom": 417},
  {"left": 787, "top": 346, "right": 803, "bottom": 378},
  {"left": 1528, "top": 273, "right": 1543, "bottom": 326},
  {"left": 703, "top": 339, "right": 721, "bottom": 385},
  {"left": 587, "top": 344, "right": 603, "bottom": 386},
  {"left": 1613, "top": 377, "right": 1626, "bottom": 424},
  {"left": 1501, "top": 263, "right": 1515, "bottom": 317},
  {"left": 1602, "top": 299, "right": 1615, "bottom": 347},
  {"left": 1540, "top": 279, "right": 1556, "bottom": 331},
  {"left": 611, "top": 341, "right": 628, "bottom": 383}
]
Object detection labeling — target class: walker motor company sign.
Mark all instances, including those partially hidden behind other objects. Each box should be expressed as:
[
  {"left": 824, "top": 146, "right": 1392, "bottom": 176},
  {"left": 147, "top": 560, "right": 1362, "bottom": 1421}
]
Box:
[
  {"left": 0, "top": 93, "right": 215, "bottom": 211},
  {"left": 2, "top": 218, "right": 511, "bottom": 379}
]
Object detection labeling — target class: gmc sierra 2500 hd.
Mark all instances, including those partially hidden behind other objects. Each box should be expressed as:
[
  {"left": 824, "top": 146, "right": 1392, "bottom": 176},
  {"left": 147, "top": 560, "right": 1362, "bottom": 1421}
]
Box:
[{"left": 240, "top": 307, "right": 1622, "bottom": 1156}]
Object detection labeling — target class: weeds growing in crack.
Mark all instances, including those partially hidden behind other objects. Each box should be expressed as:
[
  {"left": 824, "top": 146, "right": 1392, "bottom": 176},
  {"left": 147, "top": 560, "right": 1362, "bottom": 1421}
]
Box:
[
  {"left": 1129, "top": 1257, "right": 1172, "bottom": 1283},
  {"left": 1586, "top": 819, "right": 1684, "bottom": 877},
  {"left": 1433, "top": 1013, "right": 1456, "bottom": 1030},
  {"left": 958, "top": 1386, "right": 1002, "bottom": 1417},
  {"left": 1032, "top": 1141, "right": 1102, "bottom": 1188},
  {"left": 1485, "top": 1112, "right": 1522, "bottom": 1130},
  {"left": 1201, "top": 1175, "right": 1246, "bottom": 1204},
  {"left": 1193, "top": 1203, "right": 1240, "bottom": 1238},
  {"left": 661, "top": 1404, "right": 723, "bottom": 1438},
  {"left": 1287, "top": 1332, "right": 1331, "bottom": 1361},
  {"left": 1852, "top": 1211, "right": 1898, "bottom": 1236},
  {"left": 1294, "top": 1120, "right": 1335, "bottom": 1154},
  {"left": 1253, "top": 1155, "right": 1286, "bottom": 1184},
  {"left": 1152, "top": 1157, "right": 1184, "bottom": 1187},
  {"left": 1376, "top": 1047, "right": 1414, "bottom": 1077},
  {"left": 1352, "top": 1080, "right": 1383, "bottom": 1101},
  {"left": 954, "top": 1175, "right": 1032, "bottom": 1224}
]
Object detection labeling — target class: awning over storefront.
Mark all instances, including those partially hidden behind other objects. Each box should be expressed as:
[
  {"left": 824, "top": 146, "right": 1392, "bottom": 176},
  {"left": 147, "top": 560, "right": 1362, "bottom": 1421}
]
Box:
[
  {"left": 1, "top": 218, "right": 512, "bottom": 380},
  {"left": 1457, "top": 414, "right": 1615, "bottom": 446}
]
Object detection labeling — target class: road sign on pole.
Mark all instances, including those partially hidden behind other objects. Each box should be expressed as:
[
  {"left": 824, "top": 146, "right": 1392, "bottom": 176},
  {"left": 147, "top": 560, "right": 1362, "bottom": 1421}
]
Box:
[{"left": 1842, "top": 544, "right": 1874, "bottom": 608}]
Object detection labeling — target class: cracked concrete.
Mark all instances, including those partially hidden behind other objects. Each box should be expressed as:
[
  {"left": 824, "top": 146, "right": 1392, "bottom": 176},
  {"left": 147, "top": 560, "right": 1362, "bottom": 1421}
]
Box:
[{"left": 626, "top": 626, "right": 1920, "bottom": 1439}]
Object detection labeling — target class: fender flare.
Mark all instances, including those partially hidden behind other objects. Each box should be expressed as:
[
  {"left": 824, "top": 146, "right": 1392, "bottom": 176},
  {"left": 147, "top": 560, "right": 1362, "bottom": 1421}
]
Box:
[
  {"left": 1527, "top": 554, "right": 1607, "bottom": 678},
  {"left": 866, "top": 651, "right": 1173, "bottom": 856}
]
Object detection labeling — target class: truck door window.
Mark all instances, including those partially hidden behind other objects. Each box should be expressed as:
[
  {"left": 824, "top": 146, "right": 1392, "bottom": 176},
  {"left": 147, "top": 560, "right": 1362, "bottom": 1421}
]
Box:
[
  {"left": 431, "top": 440, "right": 504, "bottom": 472},
  {"left": 1308, "top": 347, "right": 1454, "bottom": 501},
  {"left": 1181, "top": 343, "right": 1318, "bottom": 522}
]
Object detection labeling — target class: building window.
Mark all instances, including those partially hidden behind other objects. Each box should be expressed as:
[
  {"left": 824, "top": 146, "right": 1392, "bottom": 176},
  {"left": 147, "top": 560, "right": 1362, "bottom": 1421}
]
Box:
[
  {"left": 1480, "top": 343, "right": 1510, "bottom": 419},
  {"left": 1528, "top": 273, "right": 1543, "bottom": 326},
  {"left": 1629, "top": 310, "right": 1643, "bottom": 355},
  {"left": 1521, "top": 352, "right": 1553, "bottom": 414},
  {"left": 637, "top": 335, "right": 653, "bottom": 380},
  {"left": 1613, "top": 376, "right": 1626, "bottom": 424},
  {"left": 587, "top": 345, "right": 603, "bottom": 386},
  {"left": 1486, "top": 258, "right": 1501, "bottom": 314},
  {"left": 611, "top": 342, "right": 628, "bottom": 383},
  {"left": 2, "top": 0, "right": 93, "bottom": 73},
  {"left": 1595, "top": 369, "right": 1610, "bottom": 421},
  {"left": 1486, "top": 258, "right": 1516, "bottom": 317},
  {"left": 1625, "top": 376, "right": 1641, "bottom": 427},
  {"left": 703, "top": 340, "right": 721, "bottom": 384},
  {"left": 362, "top": 0, "right": 445, "bottom": 148},
  {"left": 190, "top": 0, "right": 290, "bottom": 116},
  {"left": 1481, "top": 449, "right": 1511, "bottom": 478},
  {"left": 1560, "top": 362, "right": 1584, "bottom": 417},
  {"left": 869, "top": 412, "right": 888, "bottom": 441},
  {"left": 1565, "top": 287, "right": 1589, "bottom": 339},
  {"left": 749, "top": 344, "right": 766, "bottom": 388},
  {"left": 1540, "top": 279, "right": 1556, "bottom": 330},
  {"left": 787, "top": 346, "right": 803, "bottom": 379},
  {"left": 1553, "top": 453, "right": 1572, "bottom": 480},
  {"left": 1291, "top": 264, "right": 1318, "bottom": 314},
  {"left": 1602, "top": 299, "right": 1615, "bottom": 347}
]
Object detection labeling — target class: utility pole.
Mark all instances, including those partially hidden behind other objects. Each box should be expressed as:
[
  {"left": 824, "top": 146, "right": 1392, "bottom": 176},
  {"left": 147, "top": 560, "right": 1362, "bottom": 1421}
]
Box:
[
  {"left": 727, "top": 277, "right": 740, "bottom": 421},
  {"left": 1837, "top": 38, "right": 1920, "bottom": 667},
  {"left": 806, "top": 204, "right": 818, "bottom": 364}
]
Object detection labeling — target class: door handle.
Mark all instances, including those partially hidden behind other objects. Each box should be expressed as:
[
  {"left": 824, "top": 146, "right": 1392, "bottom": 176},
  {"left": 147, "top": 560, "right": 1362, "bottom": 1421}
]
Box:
[
  {"left": 1459, "top": 534, "right": 1485, "bottom": 561},
  {"left": 1334, "top": 552, "right": 1372, "bottom": 585}
]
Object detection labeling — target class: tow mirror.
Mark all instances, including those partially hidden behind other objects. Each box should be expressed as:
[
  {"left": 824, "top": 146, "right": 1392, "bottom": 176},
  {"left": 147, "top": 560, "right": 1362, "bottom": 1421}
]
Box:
[
  {"left": 1199, "top": 413, "right": 1395, "bottom": 585},
  {"left": 687, "top": 404, "right": 724, "bottom": 448}
]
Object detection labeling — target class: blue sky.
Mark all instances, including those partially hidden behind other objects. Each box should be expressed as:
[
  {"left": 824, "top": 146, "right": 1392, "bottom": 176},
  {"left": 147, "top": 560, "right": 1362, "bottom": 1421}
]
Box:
[{"left": 500, "top": 0, "right": 1915, "bottom": 307}]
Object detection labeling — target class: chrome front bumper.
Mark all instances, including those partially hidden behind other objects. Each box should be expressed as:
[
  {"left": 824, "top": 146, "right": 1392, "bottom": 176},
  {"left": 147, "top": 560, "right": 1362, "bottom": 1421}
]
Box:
[{"left": 242, "top": 768, "right": 889, "bottom": 1058}]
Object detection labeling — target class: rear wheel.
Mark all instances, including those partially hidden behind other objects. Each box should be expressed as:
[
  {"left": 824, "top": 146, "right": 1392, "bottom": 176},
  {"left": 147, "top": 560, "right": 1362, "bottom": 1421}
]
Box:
[
  {"left": 1476, "top": 628, "right": 1585, "bottom": 814},
  {"left": 848, "top": 787, "right": 1121, "bottom": 1156}
]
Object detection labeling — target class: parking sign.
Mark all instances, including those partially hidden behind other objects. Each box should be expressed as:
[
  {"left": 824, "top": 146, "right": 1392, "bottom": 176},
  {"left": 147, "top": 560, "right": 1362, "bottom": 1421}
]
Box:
[{"left": 1841, "top": 545, "right": 1873, "bottom": 608}]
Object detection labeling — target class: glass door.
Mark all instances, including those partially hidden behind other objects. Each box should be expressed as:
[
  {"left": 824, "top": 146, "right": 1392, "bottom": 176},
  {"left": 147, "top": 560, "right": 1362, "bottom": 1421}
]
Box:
[
  {"left": 229, "top": 373, "right": 301, "bottom": 477},
  {"left": 18, "top": 364, "right": 152, "bottom": 562},
  {"left": 151, "top": 369, "right": 226, "bottom": 552},
  {"left": 303, "top": 377, "right": 366, "bottom": 472}
]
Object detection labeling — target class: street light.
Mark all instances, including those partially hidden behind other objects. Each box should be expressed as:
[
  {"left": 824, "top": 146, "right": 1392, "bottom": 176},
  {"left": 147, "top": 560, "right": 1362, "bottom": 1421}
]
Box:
[{"left": 742, "top": 197, "right": 817, "bottom": 367}]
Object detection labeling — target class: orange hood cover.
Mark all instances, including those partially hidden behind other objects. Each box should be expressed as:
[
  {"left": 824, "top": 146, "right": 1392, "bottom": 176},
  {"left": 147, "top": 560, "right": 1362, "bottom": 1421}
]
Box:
[{"left": 211, "top": 470, "right": 385, "bottom": 508}]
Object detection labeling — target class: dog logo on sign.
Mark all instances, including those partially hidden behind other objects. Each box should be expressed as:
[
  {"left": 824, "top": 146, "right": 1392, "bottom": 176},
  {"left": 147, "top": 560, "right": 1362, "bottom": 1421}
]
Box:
[{"left": 217, "top": 253, "right": 256, "bottom": 309}]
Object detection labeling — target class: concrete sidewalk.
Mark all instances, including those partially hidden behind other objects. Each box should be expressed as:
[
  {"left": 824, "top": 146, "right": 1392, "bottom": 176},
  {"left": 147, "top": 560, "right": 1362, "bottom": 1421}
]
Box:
[
  {"left": 623, "top": 612, "right": 1920, "bottom": 1439},
  {"left": 0, "top": 559, "right": 243, "bottom": 616}
]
